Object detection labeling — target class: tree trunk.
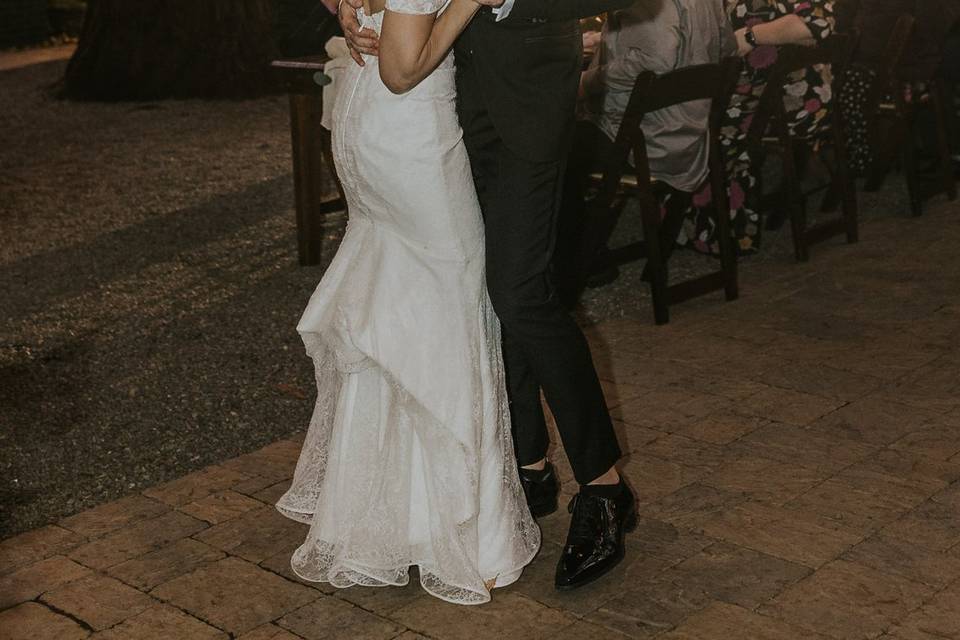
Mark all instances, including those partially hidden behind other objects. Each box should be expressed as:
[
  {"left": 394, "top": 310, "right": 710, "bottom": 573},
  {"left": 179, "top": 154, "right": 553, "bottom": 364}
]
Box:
[{"left": 63, "top": 0, "right": 280, "bottom": 100}]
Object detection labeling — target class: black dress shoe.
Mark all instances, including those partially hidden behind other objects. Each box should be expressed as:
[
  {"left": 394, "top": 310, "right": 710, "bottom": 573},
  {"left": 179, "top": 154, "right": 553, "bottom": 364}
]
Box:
[
  {"left": 519, "top": 463, "right": 559, "bottom": 518},
  {"left": 555, "top": 483, "right": 636, "bottom": 591}
]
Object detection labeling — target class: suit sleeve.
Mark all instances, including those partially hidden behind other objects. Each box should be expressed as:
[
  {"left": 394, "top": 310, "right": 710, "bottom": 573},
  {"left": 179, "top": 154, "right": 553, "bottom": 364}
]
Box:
[{"left": 503, "top": 0, "right": 634, "bottom": 22}]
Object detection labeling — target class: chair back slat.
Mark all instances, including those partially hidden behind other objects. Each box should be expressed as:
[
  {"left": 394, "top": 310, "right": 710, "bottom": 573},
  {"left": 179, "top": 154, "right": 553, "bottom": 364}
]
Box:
[{"left": 595, "top": 57, "right": 742, "bottom": 206}]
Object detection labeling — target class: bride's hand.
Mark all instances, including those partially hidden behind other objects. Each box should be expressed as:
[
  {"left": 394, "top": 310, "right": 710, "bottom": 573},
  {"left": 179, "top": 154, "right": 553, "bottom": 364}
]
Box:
[
  {"left": 339, "top": 0, "right": 380, "bottom": 66},
  {"left": 473, "top": 0, "right": 505, "bottom": 6}
]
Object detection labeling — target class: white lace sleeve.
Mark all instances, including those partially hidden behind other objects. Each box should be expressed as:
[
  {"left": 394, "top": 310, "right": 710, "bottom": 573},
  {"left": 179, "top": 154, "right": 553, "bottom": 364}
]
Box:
[{"left": 385, "top": 0, "right": 445, "bottom": 14}]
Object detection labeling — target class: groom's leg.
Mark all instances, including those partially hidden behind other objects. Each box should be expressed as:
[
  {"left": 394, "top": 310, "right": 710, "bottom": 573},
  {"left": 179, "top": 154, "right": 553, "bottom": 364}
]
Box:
[
  {"left": 460, "top": 101, "right": 551, "bottom": 465},
  {"left": 480, "top": 137, "right": 622, "bottom": 486}
]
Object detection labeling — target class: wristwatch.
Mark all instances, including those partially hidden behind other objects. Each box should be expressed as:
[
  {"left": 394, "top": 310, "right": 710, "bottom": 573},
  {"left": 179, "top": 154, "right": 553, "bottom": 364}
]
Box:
[{"left": 744, "top": 27, "right": 759, "bottom": 49}]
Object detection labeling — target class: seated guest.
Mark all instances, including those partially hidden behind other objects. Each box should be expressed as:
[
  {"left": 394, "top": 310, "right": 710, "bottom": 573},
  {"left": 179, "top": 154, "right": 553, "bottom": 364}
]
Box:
[
  {"left": 556, "top": 0, "right": 735, "bottom": 300},
  {"left": 840, "top": 0, "right": 960, "bottom": 175},
  {"left": 679, "top": 0, "right": 837, "bottom": 255}
]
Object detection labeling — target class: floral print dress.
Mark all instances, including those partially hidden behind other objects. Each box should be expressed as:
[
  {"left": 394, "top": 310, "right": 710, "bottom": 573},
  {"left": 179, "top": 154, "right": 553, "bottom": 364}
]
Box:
[{"left": 678, "top": 0, "right": 837, "bottom": 255}]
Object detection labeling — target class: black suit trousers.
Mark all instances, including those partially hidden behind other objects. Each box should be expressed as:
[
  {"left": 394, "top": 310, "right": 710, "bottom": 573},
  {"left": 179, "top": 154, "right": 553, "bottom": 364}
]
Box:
[{"left": 457, "top": 78, "right": 622, "bottom": 486}]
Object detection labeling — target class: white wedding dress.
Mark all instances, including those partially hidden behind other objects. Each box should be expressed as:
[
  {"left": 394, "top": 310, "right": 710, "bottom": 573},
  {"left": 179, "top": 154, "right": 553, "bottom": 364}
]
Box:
[{"left": 275, "top": 0, "right": 541, "bottom": 605}]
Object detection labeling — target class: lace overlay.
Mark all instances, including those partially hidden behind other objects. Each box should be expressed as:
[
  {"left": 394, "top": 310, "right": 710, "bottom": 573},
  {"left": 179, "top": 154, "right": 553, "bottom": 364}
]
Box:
[
  {"left": 385, "top": 0, "right": 448, "bottom": 14},
  {"left": 276, "top": 23, "right": 540, "bottom": 605}
]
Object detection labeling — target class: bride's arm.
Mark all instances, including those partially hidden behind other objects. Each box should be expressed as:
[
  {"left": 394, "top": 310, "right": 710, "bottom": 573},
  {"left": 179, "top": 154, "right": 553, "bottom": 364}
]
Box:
[{"left": 379, "top": 0, "right": 479, "bottom": 94}]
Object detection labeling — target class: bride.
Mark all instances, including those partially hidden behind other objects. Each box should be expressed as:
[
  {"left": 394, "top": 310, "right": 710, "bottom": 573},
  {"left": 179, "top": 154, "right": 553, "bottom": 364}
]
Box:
[{"left": 275, "top": 0, "right": 541, "bottom": 605}]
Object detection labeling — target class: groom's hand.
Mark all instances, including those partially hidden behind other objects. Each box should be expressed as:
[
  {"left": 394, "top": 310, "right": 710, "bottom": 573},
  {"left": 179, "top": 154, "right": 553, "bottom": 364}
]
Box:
[{"left": 339, "top": 0, "right": 379, "bottom": 66}]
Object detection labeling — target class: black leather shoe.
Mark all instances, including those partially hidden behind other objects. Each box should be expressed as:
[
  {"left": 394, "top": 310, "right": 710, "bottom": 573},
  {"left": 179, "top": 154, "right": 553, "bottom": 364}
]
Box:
[
  {"left": 519, "top": 463, "right": 559, "bottom": 518},
  {"left": 555, "top": 483, "right": 637, "bottom": 591}
]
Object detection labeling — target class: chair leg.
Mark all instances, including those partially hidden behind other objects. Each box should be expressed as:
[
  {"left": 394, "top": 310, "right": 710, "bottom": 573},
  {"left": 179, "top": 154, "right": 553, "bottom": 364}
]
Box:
[
  {"left": 831, "top": 124, "right": 859, "bottom": 245},
  {"left": 842, "top": 170, "right": 859, "bottom": 244},
  {"left": 640, "top": 197, "right": 669, "bottom": 325},
  {"left": 781, "top": 140, "right": 808, "bottom": 261},
  {"left": 710, "top": 174, "right": 738, "bottom": 301},
  {"left": 902, "top": 120, "right": 923, "bottom": 216},
  {"left": 865, "top": 114, "right": 898, "bottom": 192},
  {"left": 931, "top": 82, "right": 958, "bottom": 202}
]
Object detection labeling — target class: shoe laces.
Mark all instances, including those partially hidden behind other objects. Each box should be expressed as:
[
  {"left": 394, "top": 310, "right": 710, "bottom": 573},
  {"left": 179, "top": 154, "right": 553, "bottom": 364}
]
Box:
[{"left": 566, "top": 493, "right": 605, "bottom": 545}]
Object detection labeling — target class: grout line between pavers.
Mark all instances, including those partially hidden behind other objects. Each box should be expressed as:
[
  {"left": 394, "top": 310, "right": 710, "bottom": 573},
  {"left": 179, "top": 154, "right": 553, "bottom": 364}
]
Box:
[{"left": 33, "top": 596, "right": 96, "bottom": 633}]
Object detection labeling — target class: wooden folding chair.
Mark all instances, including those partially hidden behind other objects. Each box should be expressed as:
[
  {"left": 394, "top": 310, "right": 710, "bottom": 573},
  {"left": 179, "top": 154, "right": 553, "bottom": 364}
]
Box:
[
  {"left": 748, "top": 34, "right": 859, "bottom": 262},
  {"left": 862, "top": 15, "right": 957, "bottom": 215},
  {"left": 583, "top": 58, "right": 742, "bottom": 325}
]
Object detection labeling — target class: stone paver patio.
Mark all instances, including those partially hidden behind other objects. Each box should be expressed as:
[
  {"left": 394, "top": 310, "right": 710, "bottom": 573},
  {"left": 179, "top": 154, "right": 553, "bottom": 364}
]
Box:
[{"left": 3, "top": 200, "right": 960, "bottom": 639}]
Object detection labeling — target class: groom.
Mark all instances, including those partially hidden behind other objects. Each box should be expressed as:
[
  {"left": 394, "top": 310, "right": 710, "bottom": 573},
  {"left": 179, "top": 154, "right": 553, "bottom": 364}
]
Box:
[{"left": 339, "top": 0, "right": 635, "bottom": 590}]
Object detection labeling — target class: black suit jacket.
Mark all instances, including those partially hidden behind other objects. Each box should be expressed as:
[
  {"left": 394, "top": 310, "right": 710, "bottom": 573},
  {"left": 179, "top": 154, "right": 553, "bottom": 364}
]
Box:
[{"left": 454, "top": 0, "right": 633, "bottom": 163}]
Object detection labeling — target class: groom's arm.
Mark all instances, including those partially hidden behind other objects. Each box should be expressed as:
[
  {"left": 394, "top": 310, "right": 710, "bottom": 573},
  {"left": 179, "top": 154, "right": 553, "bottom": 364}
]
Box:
[{"left": 480, "top": 0, "right": 634, "bottom": 23}]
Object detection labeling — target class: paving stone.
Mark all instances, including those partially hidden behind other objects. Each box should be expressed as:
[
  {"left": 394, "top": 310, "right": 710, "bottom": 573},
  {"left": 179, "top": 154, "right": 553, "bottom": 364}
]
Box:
[
  {"left": 889, "top": 579, "right": 960, "bottom": 640},
  {"left": 646, "top": 483, "right": 751, "bottom": 531},
  {"left": 238, "top": 624, "right": 305, "bottom": 640},
  {"left": 252, "top": 482, "right": 291, "bottom": 505},
  {"left": 600, "top": 379, "right": 647, "bottom": 411},
  {"left": 0, "top": 526, "right": 86, "bottom": 575},
  {"left": 848, "top": 449, "right": 960, "bottom": 496},
  {"left": 69, "top": 511, "right": 208, "bottom": 570},
  {"left": 674, "top": 409, "right": 770, "bottom": 445},
  {"left": 640, "top": 434, "right": 729, "bottom": 471},
  {"left": 806, "top": 398, "right": 939, "bottom": 446},
  {"left": 624, "top": 517, "right": 715, "bottom": 579},
  {"left": 585, "top": 580, "right": 712, "bottom": 638},
  {"left": 232, "top": 474, "right": 287, "bottom": 498},
  {"left": 194, "top": 505, "right": 307, "bottom": 563},
  {"left": 738, "top": 387, "right": 844, "bottom": 426},
  {"left": 41, "top": 574, "right": 157, "bottom": 631},
  {"left": 826, "top": 344, "right": 941, "bottom": 381},
  {"left": 392, "top": 591, "right": 576, "bottom": 640},
  {"left": 0, "top": 602, "right": 90, "bottom": 640},
  {"left": 276, "top": 597, "right": 404, "bottom": 640},
  {"left": 750, "top": 362, "right": 884, "bottom": 403},
  {"left": 682, "top": 376, "right": 771, "bottom": 403},
  {"left": 702, "top": 456, "right": 828, "bottom": 506},
  {"left": 0, "top": 555, "right": 92, "bottom": 609},
  {"left": 618, "top": 454, "right": 709, "bottom": 507},
  {"left": 761, "top": 560, "right": 933, "bottom": 640},
  {"left": 699, "top": 502, "right": 862, "bottom": 569},
  {"left": 614, "top": 420, "right": 666, "bottom": 456},
  {"left": 730, "top": 422, "right": 877, "bottom": 474},
  {"left": 783, "top": 472, "right": 929, "bottom": 535},
  {"left": 892, "top": 415, "right": 960, "bottom": 461},
  {"left": 142, "top": 465, "right": 250, "bottom": 507},
  {"left": 258, "top": 549, "right": 338, "bottom": 596},
  {"left": 553, "top": 621, "right": 633, "bottom": 640},
  {"left": 91, "top": 604, "right": 227, "bottom": 639},
  {"left": 842, "top": 534, "right": 960, "bottom": 590},
  {"left": 933, "top": 482, "right": 960, "bottom": 509},
  {"left": 659, "top": 602, "right": 831, "bottom": 640},
  {"left": 612, "top": 390, "right": 731, "bottom": 432},
  {"left": 152, "top": 557, "right": 318, "bottom": 635},
  {"left": 220, "top": 439, "right": 302, "bottom": 482},
  {"left": 656, "top": 542, "right": 810, "bottom": 609},
  {"left": 883, "top": 379, "right": 960, "bottom": 416},
  {"left": 882, "top": 499, "right": 960, "bottom": 552},
  {"left": 107, "top": 537, "right": 225, "bottom": 590},
  {"left": 179, "top": 490, "right": 264, "bottom": 524},
  {"left": 59, "top": 495, "right": 169, "bottom": 539}
]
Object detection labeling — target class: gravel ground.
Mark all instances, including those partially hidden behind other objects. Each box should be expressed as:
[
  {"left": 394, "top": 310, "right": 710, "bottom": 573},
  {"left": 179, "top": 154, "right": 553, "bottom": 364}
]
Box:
[{"left": 0, "top": 59, "right": 927, "bottom": 537}]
